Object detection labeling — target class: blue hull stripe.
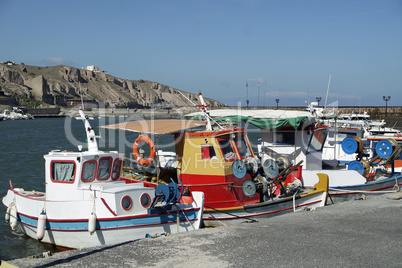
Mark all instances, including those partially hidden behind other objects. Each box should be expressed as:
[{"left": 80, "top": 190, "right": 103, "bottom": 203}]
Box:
[{"left": 18, "top": 210, "right": 199, "bottom": 231}]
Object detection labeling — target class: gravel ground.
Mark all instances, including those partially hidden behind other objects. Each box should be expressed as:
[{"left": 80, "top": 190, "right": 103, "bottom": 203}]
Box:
[{"left": 6, "top": 193, "right": 402, "bottom": 268}]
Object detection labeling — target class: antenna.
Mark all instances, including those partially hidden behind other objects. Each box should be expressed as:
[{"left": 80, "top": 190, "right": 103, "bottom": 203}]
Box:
[
  {"left": 264, "top": 80, "right": 266, "bottom": 107},
  {"left": 324, "top": 72, "right": 332, "bottom": 111},
  {"left": 177, "top": 90, "right": 223, "bottom": 130}
]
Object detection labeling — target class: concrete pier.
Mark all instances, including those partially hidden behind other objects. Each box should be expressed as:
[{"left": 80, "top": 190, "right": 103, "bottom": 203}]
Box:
[{"left": 7, "top": 193, "right": 402, "bottom": 268}]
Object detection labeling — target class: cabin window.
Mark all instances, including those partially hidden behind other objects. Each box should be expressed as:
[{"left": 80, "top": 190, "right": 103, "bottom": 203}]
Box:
[
  {"left": 51, "top": 161, "right": 75, "bottom": 183},
  {"left": 218, "top": 139, "right": 237, "bottom": 162},
  {"left": 97, "top": 157, "right": 112, "bottom": 180},
  {"left": 121, "top": 195, "right": 133, "bottom": 211},
  {"left": 234, "top": 136, "right": 252, "bottom": 158},
  {"left": 112, "top": 159, "right": 122, "bottom": 180},
  {"left": 307, "top": 128, "right": 328, "bottom": 153},
  {"left": 273, "top": 132, "right": 295, "bottom": 145},
  {"left": 201, "top": 145, "right": 217, "bottom": 160},
  {"left": 140, "top": 193, "right": 151, "bottom": 208},
  {"left": 82, "top": 160, "right": 96, "bottom": 182}
]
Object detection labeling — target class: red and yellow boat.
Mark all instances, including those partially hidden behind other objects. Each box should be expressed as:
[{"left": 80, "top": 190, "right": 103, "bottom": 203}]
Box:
[{"left": 104, "top": 92, "right": 329, "bottom": 227}]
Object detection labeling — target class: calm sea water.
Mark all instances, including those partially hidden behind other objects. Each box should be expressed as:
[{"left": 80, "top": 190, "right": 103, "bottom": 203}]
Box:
[
  {"left": 0, "top": 116, "right": 144, "bottom": 261},
  {"left": 0, "top": 115, "right": 262, "bottom": 261}
]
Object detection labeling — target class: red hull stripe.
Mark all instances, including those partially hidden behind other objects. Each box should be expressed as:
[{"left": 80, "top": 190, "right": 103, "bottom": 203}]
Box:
[{"left": 101, "top": 198, "right": 118, "bottom": 216}]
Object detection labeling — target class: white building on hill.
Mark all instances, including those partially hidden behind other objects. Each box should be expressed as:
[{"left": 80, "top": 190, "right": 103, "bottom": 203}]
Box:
[{"left": 86, "top": 65, "right": 100, "bottom": 72}]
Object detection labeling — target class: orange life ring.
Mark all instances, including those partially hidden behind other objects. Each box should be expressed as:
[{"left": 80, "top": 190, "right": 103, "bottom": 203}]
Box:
[{"left": 133, "top": 135, "right": 156, "bottom": 166}]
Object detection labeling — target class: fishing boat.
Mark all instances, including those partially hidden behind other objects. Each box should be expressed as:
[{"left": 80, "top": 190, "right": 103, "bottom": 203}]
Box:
[
  {"left": 2, "top": 110, "right": 204, "bottom": 249},
  {"left": 314, "top": 136, "right": 402, "bottom": 203},
  {"left": 0, "top": 107, "right": 34, "bottom": 120},
  {"left": 187, "top": 108, "right": 402, "bottom": 204},
  {"left": 103, "top": 92, "right": 329, "bottom": 227}
]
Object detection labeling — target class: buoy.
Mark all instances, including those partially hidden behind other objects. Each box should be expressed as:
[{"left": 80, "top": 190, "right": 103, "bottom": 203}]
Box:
[
  {"left": 180, "top": 196, "right": 194, "bottom": 204},
  {"left": 37, "top": 210, "right": 47, "bottom": 240},
  {"left": 88, "top": 212, "right": 97, "bottom": 235},
  {"left": 180, "top": 188, "right": 194, "bottom": 204},
  {"left": 5, "top": 202, "right": 13, "bottom": 223},
  {"left": 9, "top": 204, "right": 18, "bottom": 230}
]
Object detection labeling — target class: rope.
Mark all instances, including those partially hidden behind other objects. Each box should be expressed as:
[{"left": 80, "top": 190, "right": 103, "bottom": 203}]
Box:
[
  {"left": 178, "top": 207, "right": 196, "bottom": 230},
  {"left": 393, "top": 176, "right": 401, "bottom": 191},
  {"left": 292, "top": 188, "right": 301, "bottom": 212},
  {"left": 204, "top": 205, "right": 258, "bottom": 223}
]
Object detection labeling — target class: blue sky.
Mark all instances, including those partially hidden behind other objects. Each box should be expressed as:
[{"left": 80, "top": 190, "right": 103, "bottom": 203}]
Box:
[{"left": 1, "top": 0, "right": 401, "bottom": 107}]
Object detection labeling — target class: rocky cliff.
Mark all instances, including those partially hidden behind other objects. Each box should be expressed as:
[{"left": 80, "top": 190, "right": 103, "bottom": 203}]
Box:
[{"left": 0, "top": 63, "right": 226, "bottom": 108}]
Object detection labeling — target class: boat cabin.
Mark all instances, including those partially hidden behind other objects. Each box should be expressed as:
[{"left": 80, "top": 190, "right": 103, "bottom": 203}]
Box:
[
  {"left": 43, "top": 149, "right": 156, "bottom": 216},
  {"left": 174, "top": 127, "right": 260, "bottom": 208},
  {"left": 186, "top": 109, "right": 329, "bottom": 170}
]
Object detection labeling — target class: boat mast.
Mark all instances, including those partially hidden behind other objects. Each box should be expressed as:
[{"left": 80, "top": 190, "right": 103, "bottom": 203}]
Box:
[
  {"left": 76, "top": 82, "right": 99, "bottom": 152},
  {"left": 78, "top": 110, "right": 99, "bottom": 152},
  {"left": 197, "top": 91, "right": 212, "bottom": 131}
]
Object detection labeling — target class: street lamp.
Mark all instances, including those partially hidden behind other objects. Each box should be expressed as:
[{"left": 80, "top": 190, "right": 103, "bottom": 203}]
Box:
[
  {"left": 246, "top": 82, "right": 249, "bottom": 108},
  {"left": 316, "top": 97, "right": 322, "bottom": 107},
  {"left": 275, "top": 98, "right": 279, "bottom": 109},
  {"left": 383, "top": 96, "right": 391, "bottom": 117}
]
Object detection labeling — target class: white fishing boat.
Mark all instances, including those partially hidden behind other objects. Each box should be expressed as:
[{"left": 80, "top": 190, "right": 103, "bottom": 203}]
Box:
[
  {"left": 2, "top": 109, "right": 204, "bottom": 249},
  {"left": 0, "top": 107, "right": 34, "bottom": 120}
]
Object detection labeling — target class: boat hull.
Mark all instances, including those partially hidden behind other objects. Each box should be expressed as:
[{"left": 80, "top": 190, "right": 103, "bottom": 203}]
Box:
[
  {"left": 3, "top": 190, "right": 204, "bottom": 249},
  {"left": 328, "top": 175, "right": 402, "bottom": 203},
  {"left": 203, "top": 190, "right": 327, "bottom": 227},
  {"left": 202, "top": 173, "right": 328, "bottom": 227}
]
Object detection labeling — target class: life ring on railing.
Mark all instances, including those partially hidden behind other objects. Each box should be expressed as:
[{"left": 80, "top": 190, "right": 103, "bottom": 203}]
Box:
[{"left": 133, "top": 135, "right": 156, "bottom": 166}]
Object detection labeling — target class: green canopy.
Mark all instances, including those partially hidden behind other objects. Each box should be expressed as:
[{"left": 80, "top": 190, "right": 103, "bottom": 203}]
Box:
[
  {"left": 214, "top": 115, "right": 310, "bottom": 130},
  {"left": 189, "top": 109, "right": 314, "bottom": 130}
]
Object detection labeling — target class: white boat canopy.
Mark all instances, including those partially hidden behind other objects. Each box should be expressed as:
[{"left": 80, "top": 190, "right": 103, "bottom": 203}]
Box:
[
  {"left": 187, "top": 109, "right": 315, "bottom": 130},
  {"left": 101, "top": 119, "right": 207, "bottom": 135}
]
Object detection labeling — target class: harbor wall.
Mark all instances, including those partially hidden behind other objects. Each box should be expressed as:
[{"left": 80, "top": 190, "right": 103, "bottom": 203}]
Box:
[
  {"left": 214, "top": 106, "right": 402, "bottom": 119},
  {"left": 3, "top": 105, "right": 401, "bottom": 119}
]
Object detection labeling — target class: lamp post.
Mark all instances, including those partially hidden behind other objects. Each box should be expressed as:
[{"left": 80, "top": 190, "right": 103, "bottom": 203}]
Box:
[
  {"left": 316, "top": 97, "right": 322, "bottom": 107},
  {"left": 275, "top": 98, "right": 279, "bottom": 109},
  {"left": 246, "top": 82, "right": 249, "bottom": 108},
  {"left": 383, "top": 96, "right": 391, "bottom": 117}
]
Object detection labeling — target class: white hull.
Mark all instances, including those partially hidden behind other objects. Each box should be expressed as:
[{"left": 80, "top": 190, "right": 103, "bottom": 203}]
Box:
[
  {"left": 203, "top": 190, "right": 327, "bottom": 227},
  {"left": 303, "top": 170, "right": 402, "bottom": 203},
  {"left": 3, "top": 190, "right": 204, "bottom": 249}
]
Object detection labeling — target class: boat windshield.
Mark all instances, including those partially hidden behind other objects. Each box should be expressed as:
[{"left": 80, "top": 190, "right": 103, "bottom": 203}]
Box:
[
  {"left": 218, "top": 139, "right": 238, "bottom": 162},
  {"left": 233, "top": 136, "right": 252, "bottom": 159},
  {"left": 97, "top": 157, "right": 112, "bottom": 180},
  {"left": 82, "top": 160, "right": 96, "bottom": 182},
  {"left": 307, "top": 128, "right": 328, "bottom": 153},
  {"left": 112, "top": 159, "right": 122, "bottom": 180},
  {"left": 51, "top": 161, "right": 76, "bottom": 183}
]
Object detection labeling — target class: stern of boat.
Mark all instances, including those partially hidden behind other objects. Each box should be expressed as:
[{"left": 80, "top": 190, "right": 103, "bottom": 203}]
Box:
[{"left": 313, "top": 173, "right": 329, "bottom": 206}]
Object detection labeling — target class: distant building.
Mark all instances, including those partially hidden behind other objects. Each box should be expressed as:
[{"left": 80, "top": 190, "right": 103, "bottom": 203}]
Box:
[
  {"left": 66, "top": 98, "right": 98, "bottom": 109},
  {"left": 3, "top": 61, "right": 15, "bottom": 66},
  {"left": 86, "top": 65, "right": 100, "bottom": 72}
]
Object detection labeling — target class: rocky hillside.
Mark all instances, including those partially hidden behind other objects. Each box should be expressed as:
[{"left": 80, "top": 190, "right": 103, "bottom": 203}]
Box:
[{"left": 0, "top": 63, "right": 226, "bottom": 108}]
